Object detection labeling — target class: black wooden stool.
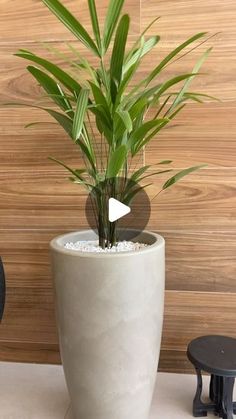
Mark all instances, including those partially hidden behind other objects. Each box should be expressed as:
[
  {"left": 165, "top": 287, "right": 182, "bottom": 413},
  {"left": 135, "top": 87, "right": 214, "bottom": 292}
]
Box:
[{"left": 187, "top": 335, "right": 236, "bottom": 419}]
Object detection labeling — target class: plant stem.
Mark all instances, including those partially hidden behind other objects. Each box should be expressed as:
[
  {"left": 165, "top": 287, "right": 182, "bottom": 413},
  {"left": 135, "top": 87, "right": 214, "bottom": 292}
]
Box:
[
  {"left": 98, "top": 211, "right": 106, "bottom": 249},
  {"left": 109, "top": 221, "right": 117, "bottom": 247}
]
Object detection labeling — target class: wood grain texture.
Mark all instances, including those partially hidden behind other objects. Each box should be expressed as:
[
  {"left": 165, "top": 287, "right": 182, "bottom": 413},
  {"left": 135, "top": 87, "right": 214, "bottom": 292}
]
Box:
[
  {"left": 158, "top": 349, "right": 194, "bottom": 374},
  {"left": 0, "top": 0, "right": 140, "bottom": 43},
  {"left": 159, "top": 290, "right": 236, "bottom": 372},
  {"left": 140, "top": 44, "right": 236, "bottom": 102},
  {"left": 146, "top": 103, "right": 236, "bottom": 168},
  {"left": 1, "top": 104, "right": 236, "bottom": 170},
  {"left": 164, "top": 231, "right": 236, "bottom": 292},
  {"left": 162, "top": 291, "right": 236, "bottom": 351},
  {"left": 0, "top": 287, "right": 58, "bottom": 343},
  {"left": 146, "top": 169, "right": 236, "bottom": 231},
  {"left": 0, "top": 341, "right": 60, "bottom": 364},
  {"left": 2, "top": 39, "right": 236, "bottom": 103},
  {"left": 0, "top": 169, "right": 235, "bottom": 231},
  {"left": 141, "top": 0, "right": 236, "bottom": 39},
  {"left": 0, "top": 230, "right": 65, "bottom": 288},
  {"left": 1, "top": 229, "right": 236, "bottom": 293},
  {"left": 0, "top": 0, "right": 236, "bottom": 371}
]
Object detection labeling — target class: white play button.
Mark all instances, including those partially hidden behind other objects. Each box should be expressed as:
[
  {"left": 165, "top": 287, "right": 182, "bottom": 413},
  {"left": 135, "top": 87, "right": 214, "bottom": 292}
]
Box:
[{"left": 108, "top": 198, "right": 131, "bottom": 222}]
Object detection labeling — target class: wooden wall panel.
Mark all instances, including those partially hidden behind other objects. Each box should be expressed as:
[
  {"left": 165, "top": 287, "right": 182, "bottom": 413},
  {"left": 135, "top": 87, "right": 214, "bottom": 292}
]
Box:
[
  {"left": 159, "top": 291, "right": 236, "bottom": 372},
  {"left": 164, "top": 231, "right": 236, "bottom": 293},
  {"left": 0, "top": 0, "right": 236, "bottom": 372},
  {"left": 0, "top": 108, "right": 82, "bottom": 170},
  {"left": 0, "top": 0, "right": 140, "bottom": 43},
  {"left": 140, "top": 43, "right": 236, "bottom": 101},
  {"left": 141, "top": 0, "right": 236, "bottom": 39},
  {"left": 0, "top": 169, "right": 235, "bottom": 230},
  {"left": 2, "top": 230, "right": 236, "bottom": 293},
  {"left": 146, "top": 103, "right": 236, "bottom": 168},
  {"left": 0, "top": 341, "right": 60, "bottom": 364},
  {"left": 1, "top": 287, "right": 57, "bottom": 343}
]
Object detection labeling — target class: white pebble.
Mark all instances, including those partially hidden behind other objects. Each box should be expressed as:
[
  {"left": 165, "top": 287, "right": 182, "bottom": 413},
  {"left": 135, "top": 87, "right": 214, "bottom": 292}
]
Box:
[{"left": 64, "top": 240, "right": 148, "bottom": 253}]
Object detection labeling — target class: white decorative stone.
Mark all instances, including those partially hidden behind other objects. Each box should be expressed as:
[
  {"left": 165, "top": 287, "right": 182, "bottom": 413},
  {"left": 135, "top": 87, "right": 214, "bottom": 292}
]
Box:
[{"left": 64, "top": 240, "right": 148, "bottom": 253}]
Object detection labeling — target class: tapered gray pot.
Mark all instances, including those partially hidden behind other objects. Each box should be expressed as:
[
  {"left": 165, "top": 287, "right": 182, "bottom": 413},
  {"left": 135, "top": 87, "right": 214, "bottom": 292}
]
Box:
[{"left": 50, "top": 229, "right": 165, "bottom": 419}]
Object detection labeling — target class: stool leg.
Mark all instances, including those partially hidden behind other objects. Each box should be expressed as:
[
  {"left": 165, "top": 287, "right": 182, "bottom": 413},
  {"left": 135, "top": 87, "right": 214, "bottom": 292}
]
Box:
[
  {"left": 221, "top": 377, "right": 234, "bottom": 419},
  {"left": 209, "top": 374, "right": 221, "bottom": 403},
  {"left": 209, "top": 374, "right": 215, "bottom": 402},
  {"left": 193, "top": 368, "right": 208, "bottom": 417},
  {"left": 210, "top": 374, "right": 224, "bottom": 415}
]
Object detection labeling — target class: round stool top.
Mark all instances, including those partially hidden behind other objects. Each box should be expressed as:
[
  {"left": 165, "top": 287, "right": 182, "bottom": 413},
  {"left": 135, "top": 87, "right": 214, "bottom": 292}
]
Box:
[{"left": 187, "top": 335, "right": 236, "bottom": 377}]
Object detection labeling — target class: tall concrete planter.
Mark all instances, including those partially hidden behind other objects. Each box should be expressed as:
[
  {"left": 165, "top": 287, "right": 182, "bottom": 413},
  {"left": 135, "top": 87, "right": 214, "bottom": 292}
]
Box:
[{"left": 50, "top": 229, "right": 165, "bottom": 419}]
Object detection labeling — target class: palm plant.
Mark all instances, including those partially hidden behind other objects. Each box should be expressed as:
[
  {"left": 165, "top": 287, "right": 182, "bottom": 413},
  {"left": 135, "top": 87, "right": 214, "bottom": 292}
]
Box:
[{"left": 15, "top": 0, "right": 215, "bottom": 248}]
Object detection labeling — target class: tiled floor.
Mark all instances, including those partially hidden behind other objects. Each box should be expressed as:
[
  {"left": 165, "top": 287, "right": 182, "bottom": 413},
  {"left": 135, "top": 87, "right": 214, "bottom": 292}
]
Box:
[{"left": 0, "top": 362, "right": 234, "bottom": 418}]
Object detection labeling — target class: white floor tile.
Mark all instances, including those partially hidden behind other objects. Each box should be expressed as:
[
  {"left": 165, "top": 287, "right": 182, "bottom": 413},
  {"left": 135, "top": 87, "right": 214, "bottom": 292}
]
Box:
[
  {"left": 0, "top": 362, "right": 69, "bottom": 419},
  {"left": 0, "top": 362, "right": 235, "bottom": 418}
]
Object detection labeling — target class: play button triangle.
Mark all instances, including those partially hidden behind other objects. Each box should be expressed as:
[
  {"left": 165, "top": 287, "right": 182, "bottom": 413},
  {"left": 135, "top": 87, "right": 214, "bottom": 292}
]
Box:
[{"left": 108, "top": 198, "right": 131, "bottom": 222}]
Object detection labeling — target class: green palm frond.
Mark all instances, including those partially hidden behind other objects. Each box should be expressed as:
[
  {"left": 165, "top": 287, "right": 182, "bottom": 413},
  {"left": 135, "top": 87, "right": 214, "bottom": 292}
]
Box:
[{"left": 13, "top": 0, "right": 213, "bottom": 248}]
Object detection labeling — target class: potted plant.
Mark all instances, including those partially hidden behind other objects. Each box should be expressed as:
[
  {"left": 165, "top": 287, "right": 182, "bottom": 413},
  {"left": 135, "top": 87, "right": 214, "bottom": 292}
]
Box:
[{"left": 13, "top": 0, "right": 214, "bottom": 417}]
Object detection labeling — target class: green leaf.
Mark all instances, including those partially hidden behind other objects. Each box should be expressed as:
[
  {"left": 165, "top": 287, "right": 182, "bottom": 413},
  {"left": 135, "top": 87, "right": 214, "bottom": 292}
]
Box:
[
  {"left": 138, "top": 104, "right": 187, "bottom": 152},
  {"left": 49, "top": 157, "right": 94, "bottom": 190},
  {"left": 168, "top": 48, "right": 212, "bottom": 113},
  {"left": 106, "top": 145, "right": 127, "bottom": 178},
  {"left": 89, "top": 104, "right": 112, "bottom": 128},
  {"left": 103, "top": 0, "right": 125, "bottom": 52},
  {"left": 89, "top": 105, "right": 113, "bottom": 144},
  {"left": 145, "top": 32, "right": 207, "bottom": 85},
  {"left": 130, "top": 165, "right": 151, "bottom": 181},
  {"left": 72, "top": 89, "right": 89, "bottom": 141},
  {"left": 139, "top": 169, "right": 172, "bottom": 181},
  {"left": 157, "top": 160, "right": 173, "bottom": 164},
  {"left": 162, "top": 164, "right": 207, "bottom": 190},
  {"left": 151, "top": 73, "right": 200, "bottom": 103},
  {"left": 115, "top": 60, "right": 143, "bottom": 106},
  {"left": 4, "top": 101, "right": 73, "bottom": 136},
  {"left": 15, "top": 50, "right": 81, "bottom": 94},
  {"left": 132, "top": 127, "right": 167, "bottom": 154},
  {"left": 125, "top": 16, "right": 161, "bottom": 63},
  {"left": 42, "top": 0, "right": 100, "bottom": 56},
  {"left": 116, "top": 109, "right": 133, "bottom": 133},
  {"left": 183, "top": 92, "right": 220, "bottom": 102},
  {"left": 76, "top": 138, "right": 96, "bottom": 170},
  {"left": 46, "top": 109, "right": 73, "bottom": 137},
  {"left": 49, "top": 156, "right": 86, "bottom": 179},
  {"left": 128, "top": 119, "right": 168, "bottom": 151},
  {"left": 110, "top": 14, "right": 130, "bottom": 101},
  {"left": 167, "top": 104, "right": 186, "bottom": 120},
  {"left": 24, "top": 121, "right": 57, "bottom": 128},
  {"left": 89, "top": 81, "right": 110, "bottom": 114},
  {"left": 123, "top": 183, "right": 152, "bottom": 206},
  {"left": 66, "top": 42, "right": 98, "bottom": 83},
  {"left": 128, "top": 97, "right": 148, "bottom": 121},
  {"left": 154, "top": 94, "right": 172, "bottom": 118},
  {"left": 27, "top": 66, "right": 73, "bottom": 115},
  {"left": 183, "top": 94, "right": 204, "bottom": 103},
  {"left": 124, "top": 83, "right": 161, "bottom": 107},
  {"left": 114, "top": 37, "right": 146, "bottom": 106},
  {"left": 124, "top": 36, "right": 160, "bottom": 73},
  {"left": 40, "top": 41, "right": 83, "bottom": 74},
  {"left": 82, "top": 125, "right": 96, "bottom": 165},
  {"left": 38, "top": 92, "right": 76, "bottom": 102},
  {"left": 88, "top": 0, "right": 102, "bottom": 52},
  {"left": 128, "top": 73, "right": 199, "bottom": 111}
]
